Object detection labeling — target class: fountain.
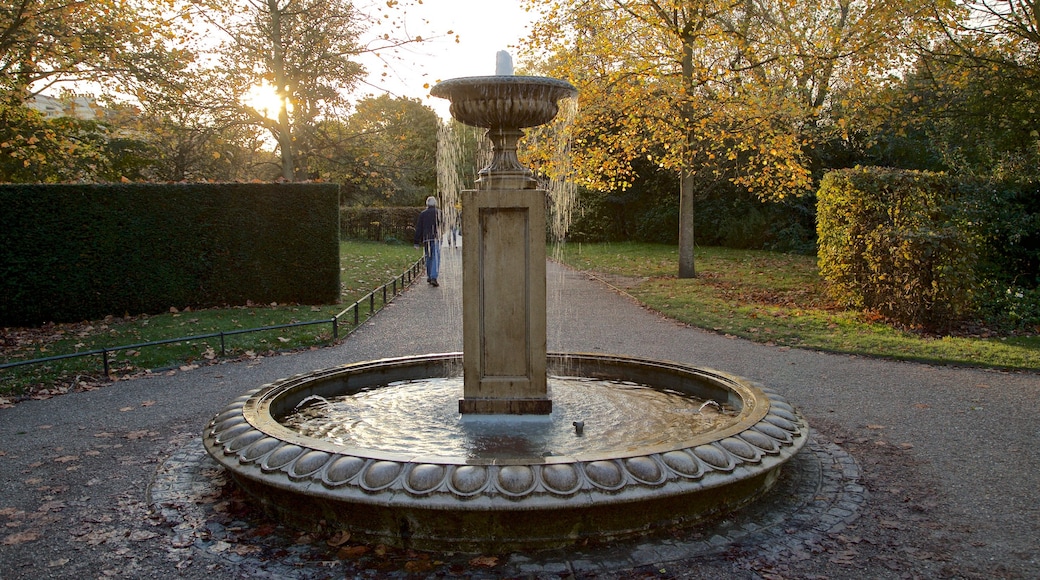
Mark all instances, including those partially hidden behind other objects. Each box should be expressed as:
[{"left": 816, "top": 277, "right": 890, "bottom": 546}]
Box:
[{"left": 203, "top": 54, "right": 808, "bottom": 552}]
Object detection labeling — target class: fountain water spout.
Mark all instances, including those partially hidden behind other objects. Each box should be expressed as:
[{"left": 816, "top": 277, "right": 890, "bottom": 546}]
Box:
[{"left": 495, "top": 50, "right": 513, "bottom": 75}]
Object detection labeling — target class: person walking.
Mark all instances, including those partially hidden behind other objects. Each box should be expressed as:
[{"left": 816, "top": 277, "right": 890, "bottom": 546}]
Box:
[{"left": 414, "top": 195, "right": 442, "bottom": 286}]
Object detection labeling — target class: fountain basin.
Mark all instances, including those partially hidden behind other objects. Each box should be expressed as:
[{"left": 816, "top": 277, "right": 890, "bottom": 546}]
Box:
[
  {"left": 429, "top": 76, "right": 577, "bottom": 129},
  {"left": 203, "top": 352, "right": 808, "bottom": 552}
]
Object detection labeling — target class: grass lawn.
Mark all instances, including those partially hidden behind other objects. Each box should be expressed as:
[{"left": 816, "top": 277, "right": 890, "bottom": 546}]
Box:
[
  {"left": 554, "top": 242, "right": 1040, "bottom": 372},
  {"left": 0, "top": 241, "right": 423, "bottom": 398}
]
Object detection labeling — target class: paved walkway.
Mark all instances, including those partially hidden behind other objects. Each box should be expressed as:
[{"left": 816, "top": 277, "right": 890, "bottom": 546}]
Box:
[{"left": 1, "top": 248, "right": 1038, "bottom": 578}]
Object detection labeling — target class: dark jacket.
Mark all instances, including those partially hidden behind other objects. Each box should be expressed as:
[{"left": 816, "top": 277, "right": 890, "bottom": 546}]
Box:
[{"left": 414, "top": 206, "right": 440, "bottom": 245}]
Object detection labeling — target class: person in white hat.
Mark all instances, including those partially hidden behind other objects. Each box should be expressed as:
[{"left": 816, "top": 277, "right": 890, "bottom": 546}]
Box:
[{"left": 413, "top": 196, "right": 441, "bottom": 286}]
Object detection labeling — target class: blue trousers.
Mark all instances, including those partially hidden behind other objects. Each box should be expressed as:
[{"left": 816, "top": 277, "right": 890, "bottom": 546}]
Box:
[{"left": 424, "top": 240, "right": 440, "bottom": 281}]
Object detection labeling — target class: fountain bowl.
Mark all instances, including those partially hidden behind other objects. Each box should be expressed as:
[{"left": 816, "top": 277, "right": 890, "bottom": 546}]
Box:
[
  {"left": 203, "top": 352, "right": 808, "bottom": 552},
  {"left": 429, "top": 76, "right": 578, "bottom": 129}
]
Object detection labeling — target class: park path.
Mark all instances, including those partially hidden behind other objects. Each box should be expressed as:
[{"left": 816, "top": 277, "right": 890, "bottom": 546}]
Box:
[{"left": 0, "top": 247, "right": 1037, "bottom": 578}]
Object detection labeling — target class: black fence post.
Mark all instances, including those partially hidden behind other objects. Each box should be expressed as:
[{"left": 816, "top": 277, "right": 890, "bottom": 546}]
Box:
[{"left": 102, "top": 349, "right": 110, "bottom": 376}]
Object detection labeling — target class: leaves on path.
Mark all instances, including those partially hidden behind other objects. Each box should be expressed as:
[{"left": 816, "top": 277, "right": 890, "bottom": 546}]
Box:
[
  {"left": 2, "top": 530, "right": 40, "bottom": 545},
  {"left": 469, "top": 555, "right": 500, "bottom": 568}
]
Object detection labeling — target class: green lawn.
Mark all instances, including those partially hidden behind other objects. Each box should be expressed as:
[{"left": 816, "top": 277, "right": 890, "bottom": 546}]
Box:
[
  {"left": 0, "top": 241, "right": 423, "bottom": 397},
  {"left": 554, "top": 242, "right": 1040, "bottom": 371}
]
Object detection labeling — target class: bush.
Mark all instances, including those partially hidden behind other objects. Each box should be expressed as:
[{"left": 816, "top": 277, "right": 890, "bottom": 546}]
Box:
[
  {"left": 0, "top": 183, "right": 340, "bottom": 326},
  {"left": 817, "top": 168, "right": 983, "bottom": 330}
]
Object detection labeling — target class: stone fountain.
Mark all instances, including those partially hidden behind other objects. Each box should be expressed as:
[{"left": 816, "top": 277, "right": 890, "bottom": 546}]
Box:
[{"left": 203, "top": 55, "right": 808, "bottom": 552}]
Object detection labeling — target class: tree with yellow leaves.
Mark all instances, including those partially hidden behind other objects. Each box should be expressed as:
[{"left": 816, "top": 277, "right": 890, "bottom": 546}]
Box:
[{"left": 522, "top": 0, "right": 945, "bottom": 277}]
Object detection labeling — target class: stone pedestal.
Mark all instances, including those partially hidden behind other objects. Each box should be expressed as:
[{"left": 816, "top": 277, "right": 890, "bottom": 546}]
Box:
[{"left": 459, "top": 187, "right": 550, "bottom": 414}]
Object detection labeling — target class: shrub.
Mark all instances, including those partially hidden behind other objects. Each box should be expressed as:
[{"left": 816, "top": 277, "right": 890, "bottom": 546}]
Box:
[
  {"left": 817, "top": 168, "right": 982, "bottom": 330},
  {"left": 0, "top": 183, "right": 340, "bottom": 326}
]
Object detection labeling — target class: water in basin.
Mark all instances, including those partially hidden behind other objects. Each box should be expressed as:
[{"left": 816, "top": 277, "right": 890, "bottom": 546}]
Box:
[{"left": 281, "top": 376, "right": 739, "bottom": 460}]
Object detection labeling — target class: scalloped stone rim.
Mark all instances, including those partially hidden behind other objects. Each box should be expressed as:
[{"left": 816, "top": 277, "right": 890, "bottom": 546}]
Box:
[{"left": 203, "top": 352, "right": 809, "bottom": 552}]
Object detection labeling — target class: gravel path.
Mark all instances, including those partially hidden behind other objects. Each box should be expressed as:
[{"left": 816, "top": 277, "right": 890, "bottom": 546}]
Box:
[{"left": 1, "top": 252, "right": 1037, "bottom": 579}]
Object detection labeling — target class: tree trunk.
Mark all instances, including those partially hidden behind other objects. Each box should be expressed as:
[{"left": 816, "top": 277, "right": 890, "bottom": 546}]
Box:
[
  {"left": 678, "top": 29, "right": 697, "bottom": 279},
  {"left": 678, "top": 169, "right": 696, "bottom": 278},
  {"left": 269, "top": 0, "right": 296, "bottom": 181}
]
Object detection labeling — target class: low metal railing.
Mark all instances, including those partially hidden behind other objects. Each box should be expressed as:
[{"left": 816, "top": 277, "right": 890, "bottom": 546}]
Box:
[{"left": 0, "top": 259, "right": 425, "bottom": 376}]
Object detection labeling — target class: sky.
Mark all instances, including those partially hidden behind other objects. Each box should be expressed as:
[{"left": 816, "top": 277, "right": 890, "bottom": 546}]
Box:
[{"left": 356, "top": 0, "right": 539, "bottom": 118}]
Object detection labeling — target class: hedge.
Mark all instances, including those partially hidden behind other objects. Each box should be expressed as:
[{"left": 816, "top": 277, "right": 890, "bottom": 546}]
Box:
[
  {"left": 0, "top": 183, "right": 340, "bottom": 326},
  {"left": 816, "top": 168, "right": 982, "bottom": 329}
]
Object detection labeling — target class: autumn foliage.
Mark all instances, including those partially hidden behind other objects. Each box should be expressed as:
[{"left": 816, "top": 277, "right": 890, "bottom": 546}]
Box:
[{"left": 817, "top": 168, "right": 983, "bottom": 329}]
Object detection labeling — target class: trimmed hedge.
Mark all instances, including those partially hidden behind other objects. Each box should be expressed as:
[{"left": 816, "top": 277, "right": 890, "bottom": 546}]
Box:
[
  {"left": 340, "top": 206, "right": 421, "bottom": 242},
  {"left": 0, "top": 183, "right": 340, "bottom": 326},
  {"left": 817, "top": 168, "right": 982, "bottom": 329}
]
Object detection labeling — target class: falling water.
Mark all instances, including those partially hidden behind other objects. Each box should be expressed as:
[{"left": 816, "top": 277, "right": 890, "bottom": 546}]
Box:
[
  {"left": 534, "top": 97, "right": 580, "bottom": 360},
  {"left": 433, "top": 120, "right": 469, "bottom": 366},
  {"left": 434, "top": 93, "right": 580, "bottom": 368}
]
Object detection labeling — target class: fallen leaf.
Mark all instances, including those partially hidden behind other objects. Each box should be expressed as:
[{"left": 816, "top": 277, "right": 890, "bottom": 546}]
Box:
[
  {"left": 37, "top": 501, "right": 65, "bottom": 512},
  {"left": 866, "top": 424, "right": 885, "bottom": 430},
  {"left": 47, "top": 558, "right": 70, "bottom": 568},
  {"left": 469, "top": 555, "right": 499, "bottom": 568},
  {"left": 327, "top": 531, "right": 351, "bottom": 547},
  {"left": 53, "top": 456, "right": 79, "bottom": 463},
  {"left": 404, "top": 558, "right": 435, "bottom": 573},
  {"left": 3, "top": 530, "right": 40, "bottom": 545},
  {"left": 141, "top": 400, "right": 156, "bottom": 407},
  {"left": 337, "top": 545, "right": 369, "bottom": 559},
  {"left": 119, "top": 406, "right": 134, "bottom": 412},
  {"left": 828, "top": 549, "right": 857, "bottom": 565}
]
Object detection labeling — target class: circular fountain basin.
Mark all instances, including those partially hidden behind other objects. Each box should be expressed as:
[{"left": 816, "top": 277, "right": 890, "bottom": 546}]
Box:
[{"left": 203, "top": 352, "right": 808, "bottom": 552}]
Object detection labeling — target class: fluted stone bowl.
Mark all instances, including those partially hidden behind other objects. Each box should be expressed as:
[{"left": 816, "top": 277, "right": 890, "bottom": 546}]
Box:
[
  {"left": 203, "top": 352, "right": 808, "bottom": 552},
  {"left": 430, "top": 76, "right": 578, "bottom": 130}
]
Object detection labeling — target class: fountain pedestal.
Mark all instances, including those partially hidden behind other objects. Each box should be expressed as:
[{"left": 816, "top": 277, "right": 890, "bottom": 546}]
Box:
[
  {"left": 460, "top": 186, "right": 549, "bottom": 414},
  {"left": 430, "top": 75, "right": 577, "bottom": 415}
]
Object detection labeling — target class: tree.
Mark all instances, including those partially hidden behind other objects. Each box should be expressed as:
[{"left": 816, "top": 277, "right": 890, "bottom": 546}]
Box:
[
  {"left": 0, "top": 0, "right": 185, "bottom": 99},
  {"left": 191, "top": 0, "right": 366, "bottom": 181},
  {"left": 904, "top": 0, "right": 1040, "bottom": 179},
  {"left": 522, "top": 0, "right": 939, "bottom": 276},
  {"left": 317, "top": 94, "right": 439, "bottom": 205}
]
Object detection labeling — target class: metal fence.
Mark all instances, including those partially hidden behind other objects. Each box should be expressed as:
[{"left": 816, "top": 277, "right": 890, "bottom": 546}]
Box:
[{"left": 0, "top": 259, "right": 425, "bottom": 377}]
